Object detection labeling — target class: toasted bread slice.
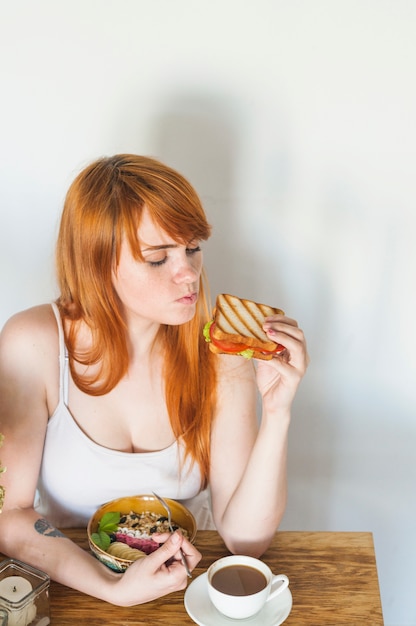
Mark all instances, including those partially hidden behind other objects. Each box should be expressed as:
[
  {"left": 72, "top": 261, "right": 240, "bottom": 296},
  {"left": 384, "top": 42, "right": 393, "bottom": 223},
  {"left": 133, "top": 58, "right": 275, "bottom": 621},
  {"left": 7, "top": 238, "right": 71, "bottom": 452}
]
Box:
[{"left": 206, "top": 294, "right": 285, "bottom": 360}]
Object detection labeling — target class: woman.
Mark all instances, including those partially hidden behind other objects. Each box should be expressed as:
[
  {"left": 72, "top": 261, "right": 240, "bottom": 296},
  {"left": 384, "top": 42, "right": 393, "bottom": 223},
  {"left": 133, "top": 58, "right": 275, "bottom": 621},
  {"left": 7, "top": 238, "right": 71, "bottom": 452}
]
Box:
[{"left": 0, "top": 154, "right": 308, "bottom": 606}]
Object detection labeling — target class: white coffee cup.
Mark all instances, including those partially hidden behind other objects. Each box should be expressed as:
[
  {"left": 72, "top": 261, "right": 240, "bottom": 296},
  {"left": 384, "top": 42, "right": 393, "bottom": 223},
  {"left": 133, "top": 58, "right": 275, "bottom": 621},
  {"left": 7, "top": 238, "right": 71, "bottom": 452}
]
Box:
[{"left": 206, "top": 554, "right": 289, "bottom": 619}]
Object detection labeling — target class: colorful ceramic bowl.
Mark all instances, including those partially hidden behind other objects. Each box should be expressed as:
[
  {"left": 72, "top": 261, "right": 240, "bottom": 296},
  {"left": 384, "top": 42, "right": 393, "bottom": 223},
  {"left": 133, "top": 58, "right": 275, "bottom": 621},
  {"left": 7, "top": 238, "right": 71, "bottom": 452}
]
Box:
[{"left": 87, "top": 494, "right": 197, "bottom": 572}]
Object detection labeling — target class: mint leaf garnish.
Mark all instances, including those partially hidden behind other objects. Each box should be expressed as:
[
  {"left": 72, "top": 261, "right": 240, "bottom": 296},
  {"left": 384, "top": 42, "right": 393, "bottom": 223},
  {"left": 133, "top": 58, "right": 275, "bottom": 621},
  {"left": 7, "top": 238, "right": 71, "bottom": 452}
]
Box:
[
  {"left": 91, "top": 511, "right": 121, "bottom": 551},
  {"left": 99, "top": 511, "right": 120, "bottom": 533},
  {"left": 91, "top": 530, "right": 111, "bottom": 551}
]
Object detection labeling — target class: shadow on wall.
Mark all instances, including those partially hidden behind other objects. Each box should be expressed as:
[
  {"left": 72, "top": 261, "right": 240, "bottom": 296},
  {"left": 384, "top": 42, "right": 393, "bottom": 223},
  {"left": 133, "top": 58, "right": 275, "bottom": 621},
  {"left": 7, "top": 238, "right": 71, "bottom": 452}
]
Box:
[
  {"left": 145, "top": 93, "right": 275, "bottom": 301},
  {"left": 143, "top": 92, "right": 337, "bottom": 529}
]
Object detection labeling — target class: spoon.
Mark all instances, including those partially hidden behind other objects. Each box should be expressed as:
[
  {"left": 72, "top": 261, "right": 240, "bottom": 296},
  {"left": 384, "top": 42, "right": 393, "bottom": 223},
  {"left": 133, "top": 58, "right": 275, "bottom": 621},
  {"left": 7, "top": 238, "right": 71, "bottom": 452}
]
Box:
[{"left": 152, "top": 492, "right": 192, "bottom": 578}]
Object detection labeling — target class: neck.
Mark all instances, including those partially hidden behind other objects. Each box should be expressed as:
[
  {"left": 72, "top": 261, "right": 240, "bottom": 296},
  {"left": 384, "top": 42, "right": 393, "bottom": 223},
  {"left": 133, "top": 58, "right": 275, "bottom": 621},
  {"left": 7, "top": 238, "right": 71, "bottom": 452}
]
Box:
[{"left": 124, "top": 317, "right": 163, "bottom": 361}]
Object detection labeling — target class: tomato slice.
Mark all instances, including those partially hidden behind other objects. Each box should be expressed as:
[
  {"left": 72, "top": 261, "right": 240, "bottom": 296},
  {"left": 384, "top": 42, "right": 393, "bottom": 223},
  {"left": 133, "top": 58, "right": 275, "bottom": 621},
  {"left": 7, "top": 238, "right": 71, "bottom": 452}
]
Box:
[
  {"left": 209, "top": 322, "right": 284, "bottom": 355},
  {"left": 207, "top": 322, "right": 249, "bottom": 352}
]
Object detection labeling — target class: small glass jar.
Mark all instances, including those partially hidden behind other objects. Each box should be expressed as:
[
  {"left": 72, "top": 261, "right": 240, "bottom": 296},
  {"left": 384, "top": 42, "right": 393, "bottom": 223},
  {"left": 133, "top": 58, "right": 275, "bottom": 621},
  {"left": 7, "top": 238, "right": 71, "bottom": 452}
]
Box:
[{"left": 0, "top": 559, "right": 50, "bottom": 626}]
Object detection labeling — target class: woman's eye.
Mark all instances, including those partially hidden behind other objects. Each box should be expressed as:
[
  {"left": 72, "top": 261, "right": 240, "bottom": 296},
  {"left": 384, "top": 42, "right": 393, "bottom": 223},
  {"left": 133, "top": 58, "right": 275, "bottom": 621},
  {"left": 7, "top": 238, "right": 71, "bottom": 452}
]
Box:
[
  {"left": 186, "top": 245, "right": 201, "bottom": 256},
  {"left": 148, "top": 257, "right": 167, "bottom": 267},
  {"left": 146, "top": 244, "right": 200, "bottom": 267}
]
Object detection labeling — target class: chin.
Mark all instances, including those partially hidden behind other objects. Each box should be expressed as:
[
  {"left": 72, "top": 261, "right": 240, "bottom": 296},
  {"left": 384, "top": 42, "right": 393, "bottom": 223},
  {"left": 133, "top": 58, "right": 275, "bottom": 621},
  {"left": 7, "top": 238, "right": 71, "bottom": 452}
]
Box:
[{"left": 167, "top": 307, "right": 197, "bottom": 326}]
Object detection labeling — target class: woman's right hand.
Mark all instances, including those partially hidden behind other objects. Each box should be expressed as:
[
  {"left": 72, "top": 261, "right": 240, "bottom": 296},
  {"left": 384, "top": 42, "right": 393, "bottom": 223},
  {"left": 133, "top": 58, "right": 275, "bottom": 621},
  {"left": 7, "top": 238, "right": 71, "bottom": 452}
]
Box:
[{"left": 110, "top": 531, "right": 201, "bottom": 606}]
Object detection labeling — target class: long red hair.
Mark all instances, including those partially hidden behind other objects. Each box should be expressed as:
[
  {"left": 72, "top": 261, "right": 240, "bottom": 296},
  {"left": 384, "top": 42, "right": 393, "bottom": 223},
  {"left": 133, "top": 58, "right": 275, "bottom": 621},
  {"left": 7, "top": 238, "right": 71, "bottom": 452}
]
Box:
[{"left": 56, "top": 154, "right": 216, "bottom": 486}]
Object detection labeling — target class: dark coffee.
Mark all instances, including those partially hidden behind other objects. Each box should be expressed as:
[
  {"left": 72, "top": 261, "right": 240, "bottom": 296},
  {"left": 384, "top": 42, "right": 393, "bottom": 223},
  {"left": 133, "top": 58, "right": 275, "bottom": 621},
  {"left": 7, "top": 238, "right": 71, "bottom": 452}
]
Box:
[{"left": 211, "top": 564, "right": 268, "bottom": 596}]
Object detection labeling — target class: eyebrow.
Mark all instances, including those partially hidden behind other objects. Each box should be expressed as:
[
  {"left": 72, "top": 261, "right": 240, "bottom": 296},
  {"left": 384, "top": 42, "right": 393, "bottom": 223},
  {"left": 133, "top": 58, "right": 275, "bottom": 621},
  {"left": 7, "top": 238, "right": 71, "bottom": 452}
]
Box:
[{"left": 141, "top": 244, "right": 179, "bottom": 253}]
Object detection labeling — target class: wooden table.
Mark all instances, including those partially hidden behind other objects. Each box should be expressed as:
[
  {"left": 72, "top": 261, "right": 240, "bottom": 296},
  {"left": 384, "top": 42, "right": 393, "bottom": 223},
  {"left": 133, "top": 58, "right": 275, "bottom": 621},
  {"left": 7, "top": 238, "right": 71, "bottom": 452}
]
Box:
[{"left": 30, "top": 530, "right": 386, "bottom": 624}]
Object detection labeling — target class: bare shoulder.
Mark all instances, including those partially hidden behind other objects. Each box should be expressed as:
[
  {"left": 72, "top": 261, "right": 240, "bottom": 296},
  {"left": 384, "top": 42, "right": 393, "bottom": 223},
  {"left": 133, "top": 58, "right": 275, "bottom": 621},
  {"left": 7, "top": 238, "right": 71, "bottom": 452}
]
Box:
[
  {"left": 1, "top": 303, "right": 57, "bottom": 339},
  {"left": 0, "top": 304, "right": 58, "bottom": 374}
]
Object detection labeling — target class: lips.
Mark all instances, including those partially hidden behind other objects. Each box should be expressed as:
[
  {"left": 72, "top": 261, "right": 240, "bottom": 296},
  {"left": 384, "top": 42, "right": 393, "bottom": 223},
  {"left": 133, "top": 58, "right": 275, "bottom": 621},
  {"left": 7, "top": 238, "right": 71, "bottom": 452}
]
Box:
[{"left": 177, "top": 292, "right": 198, "bottom": 305}]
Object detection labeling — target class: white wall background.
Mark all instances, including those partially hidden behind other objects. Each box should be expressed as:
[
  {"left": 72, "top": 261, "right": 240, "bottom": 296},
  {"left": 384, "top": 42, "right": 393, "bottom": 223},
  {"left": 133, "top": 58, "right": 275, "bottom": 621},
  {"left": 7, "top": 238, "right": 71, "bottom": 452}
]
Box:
[{"left": 1, "top": 1, "right": 415, "bottom": 623}]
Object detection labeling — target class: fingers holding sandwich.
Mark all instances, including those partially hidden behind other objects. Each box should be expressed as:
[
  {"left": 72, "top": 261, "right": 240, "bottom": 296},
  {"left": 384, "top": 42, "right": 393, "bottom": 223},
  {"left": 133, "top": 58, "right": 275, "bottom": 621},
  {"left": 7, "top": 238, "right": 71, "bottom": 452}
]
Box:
[
  {"left": 203, "top": 293, "right": 309, "bottom": 375},
  {"left": 203, "top": 293, "right": 309, "bottom": 415},
  {"left": 256, "top": 315, "right": 309, "bottom": 408},
  {"left": 263, "top": 315, "right": 298, "bottom": 357},
  {"left": 263, "top": 315, "right": 308, "bottom": 368}
]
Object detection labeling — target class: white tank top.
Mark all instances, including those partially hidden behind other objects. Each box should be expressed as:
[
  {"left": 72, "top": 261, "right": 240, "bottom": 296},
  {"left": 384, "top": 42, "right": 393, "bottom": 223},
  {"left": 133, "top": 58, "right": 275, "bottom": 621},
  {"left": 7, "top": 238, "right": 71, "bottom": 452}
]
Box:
[{"left": 35, "top": 304, "right": 213, "bottom": 529}]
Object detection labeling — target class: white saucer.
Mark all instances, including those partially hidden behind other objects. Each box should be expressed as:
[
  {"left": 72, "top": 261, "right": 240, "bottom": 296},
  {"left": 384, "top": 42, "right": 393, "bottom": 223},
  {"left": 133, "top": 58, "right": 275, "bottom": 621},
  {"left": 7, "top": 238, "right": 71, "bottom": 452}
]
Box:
[{"left": 184, "top": 572, "right": 292, "bottom": 626}]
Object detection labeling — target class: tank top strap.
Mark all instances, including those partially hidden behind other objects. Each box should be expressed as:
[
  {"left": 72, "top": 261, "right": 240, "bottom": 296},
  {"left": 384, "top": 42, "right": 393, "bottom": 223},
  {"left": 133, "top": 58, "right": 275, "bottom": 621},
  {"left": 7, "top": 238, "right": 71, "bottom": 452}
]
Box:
[{"left": 50, "top": 302, "right": 70, "bottom": 406}]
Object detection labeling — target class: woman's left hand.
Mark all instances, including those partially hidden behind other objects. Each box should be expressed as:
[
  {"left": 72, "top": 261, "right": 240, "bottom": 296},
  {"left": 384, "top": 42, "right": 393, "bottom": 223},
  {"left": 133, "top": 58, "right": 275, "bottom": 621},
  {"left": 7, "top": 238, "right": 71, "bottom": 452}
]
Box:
[{"left": 255, "top": 315, "right": 309, "bottom": 412}]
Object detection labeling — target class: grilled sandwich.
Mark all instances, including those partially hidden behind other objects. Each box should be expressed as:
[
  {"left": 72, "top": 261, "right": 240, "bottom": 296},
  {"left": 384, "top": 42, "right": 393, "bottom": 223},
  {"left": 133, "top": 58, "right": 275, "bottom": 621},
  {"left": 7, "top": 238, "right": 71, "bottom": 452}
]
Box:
[{"left": 203, "top": 294, "right": 286, "bottom": 360}]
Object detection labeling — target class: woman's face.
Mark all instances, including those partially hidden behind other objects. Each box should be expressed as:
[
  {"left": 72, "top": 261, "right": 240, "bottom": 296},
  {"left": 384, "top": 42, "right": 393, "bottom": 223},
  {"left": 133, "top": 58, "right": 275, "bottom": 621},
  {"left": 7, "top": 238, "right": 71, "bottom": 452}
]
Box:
[{"left": 112, "top": 207, "right": 203, "bottom": 326}]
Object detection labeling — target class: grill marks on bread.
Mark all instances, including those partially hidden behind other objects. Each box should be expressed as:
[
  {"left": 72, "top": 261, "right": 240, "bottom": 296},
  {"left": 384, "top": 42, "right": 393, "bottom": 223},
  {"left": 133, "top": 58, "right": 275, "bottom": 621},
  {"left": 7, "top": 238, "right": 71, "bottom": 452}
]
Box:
[{"left": 213, "top": 294, "right": 284, "bottom": 351}]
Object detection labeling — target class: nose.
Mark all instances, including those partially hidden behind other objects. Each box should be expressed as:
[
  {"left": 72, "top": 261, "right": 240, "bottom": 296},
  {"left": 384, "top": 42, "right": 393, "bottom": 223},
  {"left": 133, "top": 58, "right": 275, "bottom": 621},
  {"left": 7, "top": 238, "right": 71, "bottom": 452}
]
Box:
[{"left": 172, "top": 253, "right": 200, "bottom": 284}]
